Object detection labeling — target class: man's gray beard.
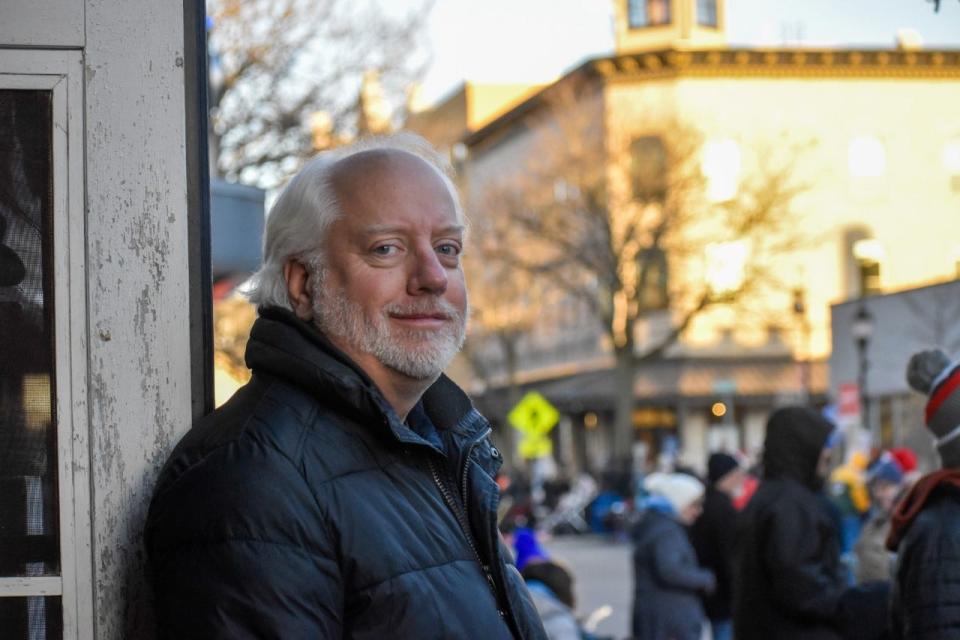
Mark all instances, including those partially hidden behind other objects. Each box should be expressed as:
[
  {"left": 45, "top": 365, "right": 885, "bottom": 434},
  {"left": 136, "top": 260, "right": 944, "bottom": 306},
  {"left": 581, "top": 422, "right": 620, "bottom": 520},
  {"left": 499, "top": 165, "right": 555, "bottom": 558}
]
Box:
[{"left": 311, "top": 277, "right": 467, "bottom": 380}]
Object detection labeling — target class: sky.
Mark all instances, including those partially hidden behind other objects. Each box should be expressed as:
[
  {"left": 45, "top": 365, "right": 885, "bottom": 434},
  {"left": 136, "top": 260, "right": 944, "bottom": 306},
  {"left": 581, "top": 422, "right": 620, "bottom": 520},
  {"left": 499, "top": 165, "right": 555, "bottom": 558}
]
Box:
[{"left": 409, "top": 0, "right": 960, "bottom": 107}]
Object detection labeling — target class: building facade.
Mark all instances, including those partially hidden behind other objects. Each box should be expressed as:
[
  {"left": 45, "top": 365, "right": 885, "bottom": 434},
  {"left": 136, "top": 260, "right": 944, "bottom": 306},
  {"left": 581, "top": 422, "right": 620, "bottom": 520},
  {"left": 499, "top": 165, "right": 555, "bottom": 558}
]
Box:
[
  {"left": 412, "top": 0, "right": 960, "bottom": 472},
  {"left": 831, "top": 279, "right": 960, "bottom": 472}
]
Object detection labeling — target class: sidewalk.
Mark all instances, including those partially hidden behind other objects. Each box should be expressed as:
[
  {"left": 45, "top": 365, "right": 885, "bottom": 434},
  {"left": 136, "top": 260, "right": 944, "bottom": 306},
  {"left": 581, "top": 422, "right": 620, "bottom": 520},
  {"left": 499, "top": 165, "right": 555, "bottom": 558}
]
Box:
[{"left": 542, "top": 534, "right": 633, "bottom": 639}]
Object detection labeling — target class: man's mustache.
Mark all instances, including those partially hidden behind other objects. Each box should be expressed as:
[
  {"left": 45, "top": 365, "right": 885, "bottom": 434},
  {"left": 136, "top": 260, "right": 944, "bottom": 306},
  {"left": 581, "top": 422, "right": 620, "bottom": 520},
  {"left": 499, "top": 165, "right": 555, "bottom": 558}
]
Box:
[{"left": 384, "top": 299, "right": 464, "bottom": 321}]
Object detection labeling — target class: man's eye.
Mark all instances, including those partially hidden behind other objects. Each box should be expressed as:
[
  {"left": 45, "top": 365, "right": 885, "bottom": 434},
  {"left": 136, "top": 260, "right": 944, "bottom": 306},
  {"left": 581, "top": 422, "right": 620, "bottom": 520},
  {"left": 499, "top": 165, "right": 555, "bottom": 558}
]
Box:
[
  {"left": 372, "top": 244, "right": 398, "bottom": 256},
  {"left": 436, "top": 243, "right": 461, "bottom": 256}
]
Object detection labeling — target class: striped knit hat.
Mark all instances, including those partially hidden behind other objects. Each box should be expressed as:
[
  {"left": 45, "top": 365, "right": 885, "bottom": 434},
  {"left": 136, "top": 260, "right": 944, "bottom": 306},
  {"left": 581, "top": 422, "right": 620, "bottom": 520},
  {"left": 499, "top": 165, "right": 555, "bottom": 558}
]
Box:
[{"left": 906, "top": 350, "right": 960, "bottom": 453}]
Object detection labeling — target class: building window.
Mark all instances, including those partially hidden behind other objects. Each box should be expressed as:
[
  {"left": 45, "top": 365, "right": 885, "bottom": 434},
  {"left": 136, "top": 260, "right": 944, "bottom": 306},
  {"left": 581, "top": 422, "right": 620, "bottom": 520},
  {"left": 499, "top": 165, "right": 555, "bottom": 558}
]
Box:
[
  {"left": 639, "top": 247, "right": 669, "bottom": 310},
  {"left": 848, "top": 136, "right": 886, "bottom": 178},
  {"left": 628, "top": 0, "right": 672, "bottom": 28},
  {"left": 631, "top": 136, "right": 667, "bottom": 202},
  {"left": 697, "top": 0, "right": 718, "bottom": 27},
  {"left": 943, "top": 140, "right": 960, "bottom": 193},
  {"left": 0, "top": 88, "right": 60, "bottom": 638},
  {"left": 701, "top": 138, "right": 741, "bottom": 202},
  {"left": 853, "top": 238, "right": 884, "bottom": 296}
]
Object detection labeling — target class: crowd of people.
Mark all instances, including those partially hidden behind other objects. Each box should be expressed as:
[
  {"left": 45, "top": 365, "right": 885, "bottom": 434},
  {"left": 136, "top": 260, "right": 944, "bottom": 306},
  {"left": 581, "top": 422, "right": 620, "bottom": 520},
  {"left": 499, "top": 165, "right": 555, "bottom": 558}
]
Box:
[{"left": 506, "top": 348, "right": 960, "bottom": 640}]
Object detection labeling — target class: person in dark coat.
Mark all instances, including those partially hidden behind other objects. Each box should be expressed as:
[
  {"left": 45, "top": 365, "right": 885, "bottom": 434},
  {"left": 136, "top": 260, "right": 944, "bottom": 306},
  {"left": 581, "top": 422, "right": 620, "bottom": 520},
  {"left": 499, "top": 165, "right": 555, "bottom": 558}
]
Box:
[
  {"left": 632, "top": 472, "right": 715, "bottom": 640},
  {"left": 733, "top": 406, "right": 891, "bottom": 640},
  {"left": 887, "top": 349, "right": 960, "bottom": 639},
  {"left": 690, "top": 453, "right": 745, "bottom": 640},
  {"left": 145, "top": 134, "right": 547, "bottom": 639}
]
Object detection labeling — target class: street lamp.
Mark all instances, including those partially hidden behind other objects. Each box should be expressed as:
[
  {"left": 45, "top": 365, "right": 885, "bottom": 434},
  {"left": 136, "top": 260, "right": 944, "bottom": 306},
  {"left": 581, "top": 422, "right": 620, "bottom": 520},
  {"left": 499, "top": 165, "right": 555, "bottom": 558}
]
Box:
[
  {"left": 793, "top": 287, "right": 811, "bottom": 403},
  {"left": 852, "top": 304, "right": 874, "bottom": 437}
]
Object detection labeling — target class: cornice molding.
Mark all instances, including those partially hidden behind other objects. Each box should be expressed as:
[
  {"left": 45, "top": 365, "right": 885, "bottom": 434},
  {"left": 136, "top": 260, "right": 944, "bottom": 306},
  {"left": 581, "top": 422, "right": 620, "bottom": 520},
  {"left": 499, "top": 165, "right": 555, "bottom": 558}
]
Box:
[
  {"left": 464, "top": 47, "right": 960, "bottom": 148},
  {"left": 594, "top": 48, "right": 960, "bottom": 80}
]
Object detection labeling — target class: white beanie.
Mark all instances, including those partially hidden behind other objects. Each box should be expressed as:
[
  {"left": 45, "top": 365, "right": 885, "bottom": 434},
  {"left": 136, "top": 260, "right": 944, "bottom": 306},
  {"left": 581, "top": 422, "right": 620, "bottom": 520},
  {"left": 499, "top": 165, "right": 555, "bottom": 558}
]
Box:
[{"left": 645, "top": 472, "right": 705, "bottom": 513}]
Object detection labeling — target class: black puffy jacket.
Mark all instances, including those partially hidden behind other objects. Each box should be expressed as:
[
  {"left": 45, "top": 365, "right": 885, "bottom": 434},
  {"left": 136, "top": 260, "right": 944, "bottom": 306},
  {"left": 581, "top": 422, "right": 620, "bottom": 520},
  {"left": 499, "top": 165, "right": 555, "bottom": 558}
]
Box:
[
  {"left": 732, "top": 407, "right": 846, "bottom": 640},
  {"left": 890, "top": 484, "right": 960, "bottom": 639},
  {"left": 145, "top": 308, "right": 547, "bottom": 639},
  {"left": 690, "top": 486, "right": 737, "bottom": 620}
]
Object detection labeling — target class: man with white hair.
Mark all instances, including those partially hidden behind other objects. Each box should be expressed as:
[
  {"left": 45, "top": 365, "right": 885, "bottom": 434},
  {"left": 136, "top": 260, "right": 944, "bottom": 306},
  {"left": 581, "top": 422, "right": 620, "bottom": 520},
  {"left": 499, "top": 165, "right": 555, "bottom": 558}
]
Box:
[{"left": 145, "top": 133, "right": 547, "bottom": 639}]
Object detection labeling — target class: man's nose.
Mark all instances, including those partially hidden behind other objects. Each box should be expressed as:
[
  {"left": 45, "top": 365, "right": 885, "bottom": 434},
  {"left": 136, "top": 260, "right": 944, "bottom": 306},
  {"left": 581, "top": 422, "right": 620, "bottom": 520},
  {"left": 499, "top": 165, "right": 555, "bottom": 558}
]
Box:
[{"left": 407, "top": 247, "right": 448, "bottom": 295}]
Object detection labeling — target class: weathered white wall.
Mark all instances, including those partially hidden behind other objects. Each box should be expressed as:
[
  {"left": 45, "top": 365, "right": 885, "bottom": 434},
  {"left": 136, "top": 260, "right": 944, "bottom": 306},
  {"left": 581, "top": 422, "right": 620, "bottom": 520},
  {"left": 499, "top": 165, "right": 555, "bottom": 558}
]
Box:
[
  {"left": 83, "top": 0, "right": 192, "bottom": 636},
  {"left": 0, "top": 0, "right": 84, "bottom": 47}
]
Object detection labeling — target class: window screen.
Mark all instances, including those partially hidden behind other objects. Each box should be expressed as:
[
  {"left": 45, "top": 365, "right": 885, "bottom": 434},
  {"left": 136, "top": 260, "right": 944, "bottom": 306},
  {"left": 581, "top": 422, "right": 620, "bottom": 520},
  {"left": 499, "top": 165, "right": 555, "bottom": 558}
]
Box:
[{"left": 0, "top": 89, "right": 60, "bottom": 639}]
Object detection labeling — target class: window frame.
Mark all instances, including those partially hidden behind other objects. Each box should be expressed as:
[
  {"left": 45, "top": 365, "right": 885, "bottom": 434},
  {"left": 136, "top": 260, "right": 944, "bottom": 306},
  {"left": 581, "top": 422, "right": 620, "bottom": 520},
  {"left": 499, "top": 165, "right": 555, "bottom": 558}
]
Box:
[
  {"left": 0, "top": 48, "right": 92, "bottom": 639},
  {"left": 697, "top": 0, "right": 719, "bottom": 28},
  {"left": 627, "top": 0, "right": 673, "bottom": 29}
]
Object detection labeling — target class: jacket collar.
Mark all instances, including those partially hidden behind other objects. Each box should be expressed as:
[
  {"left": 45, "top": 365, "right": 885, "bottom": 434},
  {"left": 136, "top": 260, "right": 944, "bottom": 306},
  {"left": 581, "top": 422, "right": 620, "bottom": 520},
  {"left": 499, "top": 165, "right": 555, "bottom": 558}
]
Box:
[{"left": 245, "top": 306, "right": 487, "bottom": 446}]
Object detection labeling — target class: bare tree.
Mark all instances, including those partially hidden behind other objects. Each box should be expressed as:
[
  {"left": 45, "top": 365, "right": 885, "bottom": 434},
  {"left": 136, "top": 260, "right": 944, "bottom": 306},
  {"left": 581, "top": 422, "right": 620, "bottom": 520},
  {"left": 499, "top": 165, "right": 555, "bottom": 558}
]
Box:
[
  {"left": 903, "top": 285, "right": 960, "bottom": 353},
  {"left": 207, "top": 0, "right": 432, "bottom": 188},
  {"left": 469, "top": 78, "right": 810, "bottom": 467}
]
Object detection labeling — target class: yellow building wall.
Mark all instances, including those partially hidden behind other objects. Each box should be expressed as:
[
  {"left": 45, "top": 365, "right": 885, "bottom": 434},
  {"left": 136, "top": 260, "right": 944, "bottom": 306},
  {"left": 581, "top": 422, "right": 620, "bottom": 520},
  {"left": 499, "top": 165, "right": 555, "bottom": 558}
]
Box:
[
  {"left": 606, "top": 75, "right": 960, "bottom": 359},
  {"left": 466, "top": 83, "right": 545, "bottom": 131},
  {"left": 406, "top": 82, "right": 544, "bottom": 153}
]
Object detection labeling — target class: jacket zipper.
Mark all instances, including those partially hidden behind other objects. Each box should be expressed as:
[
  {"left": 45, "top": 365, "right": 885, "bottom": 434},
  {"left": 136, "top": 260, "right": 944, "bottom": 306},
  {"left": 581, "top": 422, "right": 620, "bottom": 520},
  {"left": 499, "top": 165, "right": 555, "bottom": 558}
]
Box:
[
  {"left": 460, "top": 428, "right": 493, "bottom": 528},
  {"left": 427, "top": 436, "right": 499, "bottom": 600}
]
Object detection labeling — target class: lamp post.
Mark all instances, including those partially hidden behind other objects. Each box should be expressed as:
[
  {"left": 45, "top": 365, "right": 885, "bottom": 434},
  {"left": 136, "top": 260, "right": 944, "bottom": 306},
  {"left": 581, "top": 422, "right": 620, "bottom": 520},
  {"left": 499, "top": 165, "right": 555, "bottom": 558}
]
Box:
[
  {"left": 793, "top": 287, "right": 811, "bottom": 403},
  {"left": 852, "top": 304, "right": 874, "bottom": 438}
]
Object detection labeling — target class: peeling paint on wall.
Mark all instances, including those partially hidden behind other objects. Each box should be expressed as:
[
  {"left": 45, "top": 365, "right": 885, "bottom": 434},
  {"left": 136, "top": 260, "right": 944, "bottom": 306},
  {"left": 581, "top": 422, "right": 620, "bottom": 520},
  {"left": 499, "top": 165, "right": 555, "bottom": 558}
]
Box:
[{"left": 83, "top": 0, "right": 192, "bottom": 637}]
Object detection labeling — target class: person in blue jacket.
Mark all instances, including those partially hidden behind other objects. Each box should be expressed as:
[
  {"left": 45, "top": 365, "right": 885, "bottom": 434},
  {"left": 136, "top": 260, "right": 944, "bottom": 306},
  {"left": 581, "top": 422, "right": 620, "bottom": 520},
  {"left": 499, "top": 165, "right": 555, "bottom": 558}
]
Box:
[
  {"left": 145, "top": 133, "right": 547, "bottom": 639},
  {"left": 631, "top": 472, "right": 715, "bottom": 640}
]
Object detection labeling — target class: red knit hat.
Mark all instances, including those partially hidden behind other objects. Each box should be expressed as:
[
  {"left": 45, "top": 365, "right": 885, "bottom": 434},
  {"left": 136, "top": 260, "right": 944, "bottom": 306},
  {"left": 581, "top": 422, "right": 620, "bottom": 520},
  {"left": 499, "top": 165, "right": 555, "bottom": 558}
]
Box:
[{"left": 889, "top": 447, "right": 918, "bottom": 474}]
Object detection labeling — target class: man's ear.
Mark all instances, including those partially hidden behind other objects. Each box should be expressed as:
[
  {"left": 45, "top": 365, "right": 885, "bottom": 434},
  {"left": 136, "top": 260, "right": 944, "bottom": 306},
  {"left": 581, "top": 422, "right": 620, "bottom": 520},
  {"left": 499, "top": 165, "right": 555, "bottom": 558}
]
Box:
[{"left": 283, "top": 259, "right": 313, "bottom": 321}]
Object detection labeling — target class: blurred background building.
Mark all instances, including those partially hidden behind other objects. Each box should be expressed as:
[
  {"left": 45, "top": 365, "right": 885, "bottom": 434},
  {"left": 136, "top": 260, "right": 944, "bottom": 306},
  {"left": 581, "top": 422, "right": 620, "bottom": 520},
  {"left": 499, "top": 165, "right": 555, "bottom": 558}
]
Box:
[
  {"left": 407, "top": 0, "right": 960, "bottom": 473},
  {"left": 209, "top": 180, "right": 264, "bottom": 405}
]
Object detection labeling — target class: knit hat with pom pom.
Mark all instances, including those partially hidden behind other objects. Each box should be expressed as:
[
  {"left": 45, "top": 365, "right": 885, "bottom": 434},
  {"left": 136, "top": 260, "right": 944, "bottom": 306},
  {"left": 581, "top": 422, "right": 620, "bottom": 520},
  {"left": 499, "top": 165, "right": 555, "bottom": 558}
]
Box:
[{"left": 906, "top": 349, "right": 960, "bottom": 454}]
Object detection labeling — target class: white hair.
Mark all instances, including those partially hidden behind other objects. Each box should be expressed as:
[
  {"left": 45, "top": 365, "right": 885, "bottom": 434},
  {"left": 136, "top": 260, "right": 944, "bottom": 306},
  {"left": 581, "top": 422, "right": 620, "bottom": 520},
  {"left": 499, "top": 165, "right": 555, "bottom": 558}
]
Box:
[{"left": 245, "top": 131, "right": 465, "bottom": 310}]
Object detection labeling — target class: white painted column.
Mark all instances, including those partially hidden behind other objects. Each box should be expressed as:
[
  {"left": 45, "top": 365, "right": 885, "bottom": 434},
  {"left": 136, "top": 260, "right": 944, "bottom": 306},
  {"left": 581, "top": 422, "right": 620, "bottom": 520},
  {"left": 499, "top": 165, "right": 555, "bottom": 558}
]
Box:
[
  {"left": 680, "top": 410, "right": 708, "bottom": 473},
  {"left": 743, "top": 410, "right": 767, "bottom": 459},
  {"left": 83, "top": 1, "right": 192, "bottom": 636}
]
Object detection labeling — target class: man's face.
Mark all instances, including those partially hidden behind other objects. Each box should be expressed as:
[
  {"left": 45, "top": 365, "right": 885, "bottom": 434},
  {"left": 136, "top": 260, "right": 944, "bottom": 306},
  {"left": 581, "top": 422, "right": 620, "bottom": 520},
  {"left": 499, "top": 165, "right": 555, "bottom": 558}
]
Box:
[
  {"left": 679, "top": 499, "right": 704, "bottom": 526},
  {"left": 310, "top": 150, "right": 468, "bottom": 381}
]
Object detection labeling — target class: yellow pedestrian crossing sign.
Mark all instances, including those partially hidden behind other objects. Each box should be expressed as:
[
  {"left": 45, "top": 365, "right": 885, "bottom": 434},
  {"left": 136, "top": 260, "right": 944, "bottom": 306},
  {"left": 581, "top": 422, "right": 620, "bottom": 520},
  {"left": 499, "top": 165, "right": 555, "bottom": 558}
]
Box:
[{"left": 508, "top": 392, "right": 559, "bottom": 460}]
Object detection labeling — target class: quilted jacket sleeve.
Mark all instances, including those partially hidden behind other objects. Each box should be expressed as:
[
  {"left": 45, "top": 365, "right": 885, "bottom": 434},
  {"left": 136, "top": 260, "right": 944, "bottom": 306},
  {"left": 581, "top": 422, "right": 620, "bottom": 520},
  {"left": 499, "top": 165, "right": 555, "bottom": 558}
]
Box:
[
  {"left": 891, "top": 506, "right": 960, "bottom": 639},
  {"left": 146, "top": 439, "right": 343, "bottom": 640}
]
